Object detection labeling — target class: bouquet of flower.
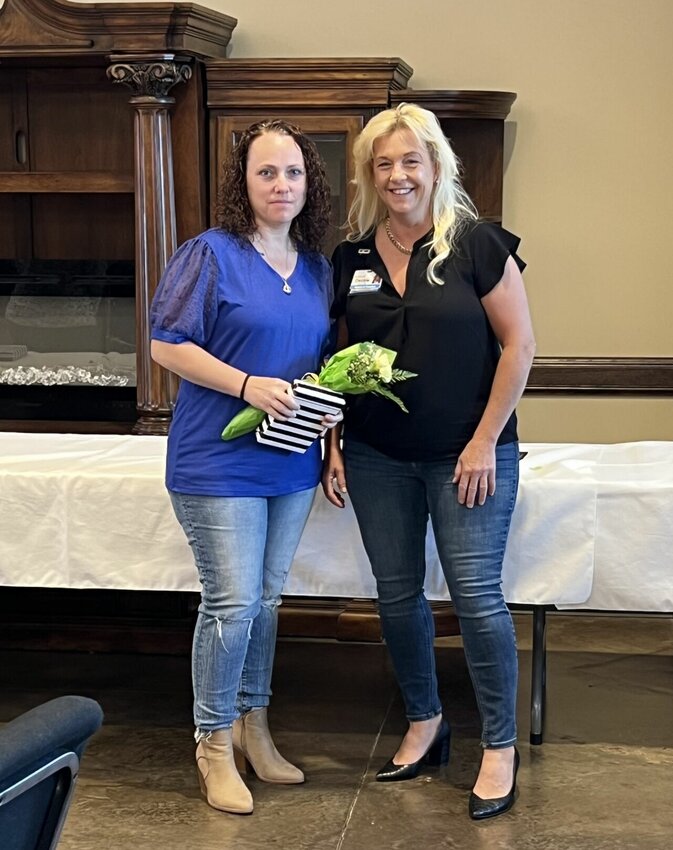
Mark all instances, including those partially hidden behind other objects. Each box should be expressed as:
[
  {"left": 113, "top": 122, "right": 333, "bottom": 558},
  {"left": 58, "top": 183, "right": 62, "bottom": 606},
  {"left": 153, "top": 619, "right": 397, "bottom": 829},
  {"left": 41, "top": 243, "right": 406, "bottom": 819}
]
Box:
[{"left": 221, "top": 341, "right": 417, "bottom": 441}]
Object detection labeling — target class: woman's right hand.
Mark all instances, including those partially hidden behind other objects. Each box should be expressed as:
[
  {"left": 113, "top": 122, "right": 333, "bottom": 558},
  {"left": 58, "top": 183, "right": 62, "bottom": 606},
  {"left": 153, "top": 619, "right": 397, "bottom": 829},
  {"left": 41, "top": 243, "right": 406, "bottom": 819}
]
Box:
[
  {"left": 322, "top": 444, "right": 347, "bottom": 508},
  {"left": 243, "top": 376, "right": 300, "bottom": 420}
]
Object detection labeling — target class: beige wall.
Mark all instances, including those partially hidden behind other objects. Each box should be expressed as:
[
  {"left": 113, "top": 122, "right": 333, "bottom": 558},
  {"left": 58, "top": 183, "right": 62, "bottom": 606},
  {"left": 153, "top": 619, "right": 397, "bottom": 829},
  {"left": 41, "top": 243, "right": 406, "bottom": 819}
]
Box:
[{"left": 60, "top": 1, "right": 673, "bottom": 439}]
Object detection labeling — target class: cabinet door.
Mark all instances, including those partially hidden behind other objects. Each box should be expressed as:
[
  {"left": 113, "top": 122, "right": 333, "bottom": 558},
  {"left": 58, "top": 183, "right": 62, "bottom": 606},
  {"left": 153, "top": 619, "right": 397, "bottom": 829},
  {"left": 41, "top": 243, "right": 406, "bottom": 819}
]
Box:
[
  {"left": 0, "top": 69, "right": 28, "bottom": 173},
  {"left": 26, "top": 68, "right": 133, "bottom": 174},
  {"left": 0, "top": 71, "right": 30, "bottom": 257},
  {"left": 440, "top": 119, "right": 505, "bottom": 222},
  {"left": 210, "top": 114, "right": 363, "bottom": 256}
]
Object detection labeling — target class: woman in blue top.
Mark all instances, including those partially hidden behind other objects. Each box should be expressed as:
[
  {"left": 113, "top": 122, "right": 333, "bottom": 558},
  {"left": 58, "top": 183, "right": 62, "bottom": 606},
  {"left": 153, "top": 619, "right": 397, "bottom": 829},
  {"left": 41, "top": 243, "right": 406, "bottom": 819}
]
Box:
[{"left": 150, "top": 120, "right": 339, "bottom": 815}]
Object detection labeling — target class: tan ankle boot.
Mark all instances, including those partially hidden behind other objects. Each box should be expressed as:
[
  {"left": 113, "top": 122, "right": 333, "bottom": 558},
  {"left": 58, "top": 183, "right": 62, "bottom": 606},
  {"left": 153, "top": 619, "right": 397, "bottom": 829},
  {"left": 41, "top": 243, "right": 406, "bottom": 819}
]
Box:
[
  {"left": 233, "top": 708, "right": 304, "bottom": 784},
  {"left": 196, "top": 729, "right": 254, "bottom": 814}
]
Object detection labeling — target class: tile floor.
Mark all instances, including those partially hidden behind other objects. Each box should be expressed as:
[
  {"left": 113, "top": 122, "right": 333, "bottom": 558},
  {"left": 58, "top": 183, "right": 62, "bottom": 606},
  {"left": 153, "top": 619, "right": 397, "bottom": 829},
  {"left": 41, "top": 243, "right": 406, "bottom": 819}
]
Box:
[{"left": 1, "top": 613, "right": 671, "bottom": 850}]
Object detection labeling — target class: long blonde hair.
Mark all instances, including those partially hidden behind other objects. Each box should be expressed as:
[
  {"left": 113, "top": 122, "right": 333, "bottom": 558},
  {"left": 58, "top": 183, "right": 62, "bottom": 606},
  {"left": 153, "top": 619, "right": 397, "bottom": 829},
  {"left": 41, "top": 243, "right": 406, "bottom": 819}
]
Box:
[{"left": 347, "top": 103, "right": 478, "bottom": 285}]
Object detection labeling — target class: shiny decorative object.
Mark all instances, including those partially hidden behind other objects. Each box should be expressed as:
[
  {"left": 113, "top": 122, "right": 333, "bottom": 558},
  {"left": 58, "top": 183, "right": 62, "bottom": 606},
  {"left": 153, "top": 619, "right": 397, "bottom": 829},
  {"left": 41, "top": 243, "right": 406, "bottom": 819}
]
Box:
[
  {"left": 0, "top": 366, "right": 130, "bottom": 386},
  {"left": 384, "top": 218, "right": 413, "bottom": 255}
]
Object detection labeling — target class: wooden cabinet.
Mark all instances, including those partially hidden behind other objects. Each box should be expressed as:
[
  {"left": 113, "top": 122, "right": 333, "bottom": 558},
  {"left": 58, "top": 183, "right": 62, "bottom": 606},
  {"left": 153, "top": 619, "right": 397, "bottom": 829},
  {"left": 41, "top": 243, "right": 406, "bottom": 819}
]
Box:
[
  {"left": 0, "top": 0, "right": 235, "bottom": 433},
  {"left": 0, "top": 60, "right": 137, "bottom": 425}
]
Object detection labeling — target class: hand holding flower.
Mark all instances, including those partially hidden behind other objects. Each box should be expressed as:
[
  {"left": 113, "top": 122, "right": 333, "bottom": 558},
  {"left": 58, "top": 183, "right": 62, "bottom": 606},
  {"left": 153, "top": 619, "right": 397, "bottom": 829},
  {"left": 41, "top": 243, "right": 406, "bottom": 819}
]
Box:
[
  {"left": 242, "top": 376, "right": 300, "bottom": 420},
  {"left": 222, "top": 342, "right": 417, "bottom": 442}
]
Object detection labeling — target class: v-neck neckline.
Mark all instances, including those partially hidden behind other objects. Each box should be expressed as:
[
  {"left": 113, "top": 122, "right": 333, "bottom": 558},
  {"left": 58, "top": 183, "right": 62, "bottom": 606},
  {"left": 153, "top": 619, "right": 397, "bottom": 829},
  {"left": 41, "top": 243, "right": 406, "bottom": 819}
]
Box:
[
  {"left": 371, "top": 232, "right": 412, "bottom": 301},
  {"left": 253, "top": 244, "right": 300, "bottom": 287}
]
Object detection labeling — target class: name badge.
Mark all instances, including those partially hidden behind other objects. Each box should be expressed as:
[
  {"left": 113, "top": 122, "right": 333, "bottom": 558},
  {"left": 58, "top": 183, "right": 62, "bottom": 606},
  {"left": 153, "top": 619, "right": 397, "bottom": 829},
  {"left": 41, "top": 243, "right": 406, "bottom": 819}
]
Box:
[{"left": 348, "top": 269, "right": 382, "bottom": 295}]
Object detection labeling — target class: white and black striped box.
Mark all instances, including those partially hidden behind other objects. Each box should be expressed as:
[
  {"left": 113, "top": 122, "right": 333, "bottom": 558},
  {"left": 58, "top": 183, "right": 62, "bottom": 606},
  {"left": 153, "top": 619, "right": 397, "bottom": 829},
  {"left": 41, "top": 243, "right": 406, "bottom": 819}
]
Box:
[{"left": 255, "top": 379, "right": 345, "bottom": 454}]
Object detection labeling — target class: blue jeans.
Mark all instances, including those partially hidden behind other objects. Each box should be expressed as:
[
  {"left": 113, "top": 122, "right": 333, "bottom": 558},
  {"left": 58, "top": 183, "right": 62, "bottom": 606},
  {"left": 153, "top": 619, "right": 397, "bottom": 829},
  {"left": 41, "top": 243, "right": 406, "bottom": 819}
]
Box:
[
  {"left": 344, "top": 439, "right": 520, "bottom": 748},
  {"left": 169, "top": 488, "right": 316, "bottom": 736}
]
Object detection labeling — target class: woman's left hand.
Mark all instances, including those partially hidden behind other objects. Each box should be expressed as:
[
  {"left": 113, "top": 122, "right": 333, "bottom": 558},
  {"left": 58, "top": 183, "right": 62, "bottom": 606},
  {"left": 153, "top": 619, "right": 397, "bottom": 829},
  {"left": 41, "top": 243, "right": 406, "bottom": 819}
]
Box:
[{"left": 453, "top": 438, "right": 496, "bottom": 508}]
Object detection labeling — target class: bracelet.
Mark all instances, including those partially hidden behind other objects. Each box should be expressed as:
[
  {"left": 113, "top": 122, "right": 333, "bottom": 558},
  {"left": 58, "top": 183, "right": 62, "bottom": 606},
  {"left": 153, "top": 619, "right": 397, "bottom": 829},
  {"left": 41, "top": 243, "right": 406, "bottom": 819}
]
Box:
[{"left": 239, "top": 374, "right": 251, "bottom": 400}]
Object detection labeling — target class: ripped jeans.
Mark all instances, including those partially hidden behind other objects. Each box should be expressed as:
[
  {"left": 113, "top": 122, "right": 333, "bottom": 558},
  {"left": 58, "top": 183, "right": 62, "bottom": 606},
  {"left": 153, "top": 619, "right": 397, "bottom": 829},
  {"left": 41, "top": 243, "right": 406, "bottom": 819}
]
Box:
[{"left": 169, "top": 488, "right": 316, "bottom": 736}]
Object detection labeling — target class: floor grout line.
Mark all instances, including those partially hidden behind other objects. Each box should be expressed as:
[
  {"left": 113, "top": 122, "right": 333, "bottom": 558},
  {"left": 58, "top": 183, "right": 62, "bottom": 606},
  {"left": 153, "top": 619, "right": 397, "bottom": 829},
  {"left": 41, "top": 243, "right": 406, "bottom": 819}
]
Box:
[{"left": 334, "top": 689, "right": 396, "bottom": 850}]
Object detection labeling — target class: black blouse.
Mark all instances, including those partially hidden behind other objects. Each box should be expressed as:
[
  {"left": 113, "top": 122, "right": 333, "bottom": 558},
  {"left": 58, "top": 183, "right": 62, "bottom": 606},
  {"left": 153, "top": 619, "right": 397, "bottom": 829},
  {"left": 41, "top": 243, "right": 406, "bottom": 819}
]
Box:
[{"left": 331, "top": 221, "right": 526, "bottom": 461}]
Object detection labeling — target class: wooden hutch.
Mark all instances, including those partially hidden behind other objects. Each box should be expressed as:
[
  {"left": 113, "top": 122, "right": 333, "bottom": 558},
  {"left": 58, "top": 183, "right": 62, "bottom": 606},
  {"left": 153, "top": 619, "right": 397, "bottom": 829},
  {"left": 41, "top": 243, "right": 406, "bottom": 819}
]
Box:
[
  {"left": 0, "top": 0, "right": 518, "bottom": 650},
  {"left": 0, "top": 0, "right": 236, "bottom": 434}
]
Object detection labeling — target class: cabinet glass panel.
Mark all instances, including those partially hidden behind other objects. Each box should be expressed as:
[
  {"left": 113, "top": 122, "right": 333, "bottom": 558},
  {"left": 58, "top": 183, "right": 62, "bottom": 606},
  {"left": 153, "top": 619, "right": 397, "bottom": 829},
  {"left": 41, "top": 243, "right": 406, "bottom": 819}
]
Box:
[
  {"left": 0, "top": 194, "right": 136, "bottom": 422},
  {"left": 309, "top": 133, "right": 348, "bottom": 256}
]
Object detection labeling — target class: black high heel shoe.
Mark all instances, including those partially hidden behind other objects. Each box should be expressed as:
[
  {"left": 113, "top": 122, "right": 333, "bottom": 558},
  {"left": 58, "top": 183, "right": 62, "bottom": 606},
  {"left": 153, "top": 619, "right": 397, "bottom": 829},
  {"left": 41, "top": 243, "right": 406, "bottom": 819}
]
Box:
[
  {"left": 376, "top": 719, "right": 451, "bottom": 782},
  {"left": 468, "top": 747, "right": 520, "bottom": 820}
]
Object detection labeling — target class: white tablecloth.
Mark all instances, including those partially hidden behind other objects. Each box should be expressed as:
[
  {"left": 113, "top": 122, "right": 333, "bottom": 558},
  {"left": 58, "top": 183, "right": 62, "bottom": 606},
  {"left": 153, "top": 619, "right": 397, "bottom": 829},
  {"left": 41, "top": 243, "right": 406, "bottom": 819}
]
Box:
[{"left": 1, "top": 434, "right": 672, "bottom": 613}]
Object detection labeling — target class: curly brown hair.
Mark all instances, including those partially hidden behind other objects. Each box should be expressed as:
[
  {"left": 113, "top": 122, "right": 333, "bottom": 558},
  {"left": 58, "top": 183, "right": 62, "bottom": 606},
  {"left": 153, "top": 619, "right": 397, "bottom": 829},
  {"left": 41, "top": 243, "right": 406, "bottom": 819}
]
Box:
[{"left": 216, "top": 120, "right": 332, "bottom": 254}]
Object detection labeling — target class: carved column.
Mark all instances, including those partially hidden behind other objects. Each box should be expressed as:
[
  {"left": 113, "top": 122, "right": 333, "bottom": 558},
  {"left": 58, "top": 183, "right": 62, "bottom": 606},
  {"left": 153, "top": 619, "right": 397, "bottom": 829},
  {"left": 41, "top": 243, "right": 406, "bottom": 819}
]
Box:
[{"left": 107, "top": 56, "right": 191, "bottom": 435}]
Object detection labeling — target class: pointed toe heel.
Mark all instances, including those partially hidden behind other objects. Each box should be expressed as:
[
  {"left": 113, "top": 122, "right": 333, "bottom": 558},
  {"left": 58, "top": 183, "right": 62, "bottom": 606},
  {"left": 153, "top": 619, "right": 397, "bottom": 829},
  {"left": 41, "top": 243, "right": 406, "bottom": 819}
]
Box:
[
  {"left": 469, "top": 747, "right": 519, "bottom": 821},
  {"left": 425, "top": 727, "right": 451, "bottom": 767},
  {"left": 376, "top": 719, "right": 450, "bottom": 782}
]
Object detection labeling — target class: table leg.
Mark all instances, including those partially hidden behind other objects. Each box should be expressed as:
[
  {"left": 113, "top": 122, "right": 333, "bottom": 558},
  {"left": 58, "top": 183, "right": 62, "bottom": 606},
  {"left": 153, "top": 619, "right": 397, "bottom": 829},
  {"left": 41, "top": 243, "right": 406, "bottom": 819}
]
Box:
[{"left": 530, "top": 605, "right": 547, "bottom": 745}]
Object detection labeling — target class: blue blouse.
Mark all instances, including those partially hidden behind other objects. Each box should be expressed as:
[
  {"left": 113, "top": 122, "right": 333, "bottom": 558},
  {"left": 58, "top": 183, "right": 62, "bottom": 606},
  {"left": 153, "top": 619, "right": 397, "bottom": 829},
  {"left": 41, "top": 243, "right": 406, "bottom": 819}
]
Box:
[{"left": 150, "top": 228, "right": 333, "bottom": 496}]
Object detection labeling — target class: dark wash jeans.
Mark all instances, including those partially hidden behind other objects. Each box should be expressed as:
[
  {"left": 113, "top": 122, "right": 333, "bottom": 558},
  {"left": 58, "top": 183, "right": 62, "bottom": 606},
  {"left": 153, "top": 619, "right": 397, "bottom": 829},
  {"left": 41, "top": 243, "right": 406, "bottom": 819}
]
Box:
[{"left": 344, "top": 438, "right": 520, "bottom": 748}]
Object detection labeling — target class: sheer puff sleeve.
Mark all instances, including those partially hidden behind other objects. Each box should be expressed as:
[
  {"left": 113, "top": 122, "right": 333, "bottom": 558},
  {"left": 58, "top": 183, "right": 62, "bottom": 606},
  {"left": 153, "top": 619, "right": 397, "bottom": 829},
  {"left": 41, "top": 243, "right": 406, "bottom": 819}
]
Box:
[
  {"left": 150, "top": 236, "right": 220, "bottom": 347},
  {"left": 466, "top": 222, "right": 526, "bottom": 299}
]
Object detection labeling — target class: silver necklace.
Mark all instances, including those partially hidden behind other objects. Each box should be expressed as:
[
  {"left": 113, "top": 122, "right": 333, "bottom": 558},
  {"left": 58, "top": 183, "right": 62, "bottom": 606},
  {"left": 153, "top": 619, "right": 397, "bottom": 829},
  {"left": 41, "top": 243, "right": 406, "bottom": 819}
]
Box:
[
  {"left": 384, "top": 217, "right": 413, "bottom": 256},
  {"left": 252, "top": 233, "right": 294, "bottom": 294}
]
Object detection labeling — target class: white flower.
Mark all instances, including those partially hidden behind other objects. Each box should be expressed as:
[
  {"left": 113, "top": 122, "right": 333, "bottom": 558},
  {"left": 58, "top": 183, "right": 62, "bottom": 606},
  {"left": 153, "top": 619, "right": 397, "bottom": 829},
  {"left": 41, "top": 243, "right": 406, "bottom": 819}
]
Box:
[{"left": 372, "top": 350, "right": 393, "bottom": 382}]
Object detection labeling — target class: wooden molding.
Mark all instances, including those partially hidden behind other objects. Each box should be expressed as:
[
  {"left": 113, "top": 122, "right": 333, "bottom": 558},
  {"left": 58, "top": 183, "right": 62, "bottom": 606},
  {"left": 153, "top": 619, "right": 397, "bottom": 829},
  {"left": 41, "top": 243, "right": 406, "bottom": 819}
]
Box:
[
  {"left": 0, "top": 171, "right": 134, "bottom": 192},
  {"left": 527, "top": 357, "right": 673, "bottom": 394},
  {"left": 0, "top": 592, "right": 459, "bottom": 652},
  {"left": 107, "top": 58, "right": 192, "bottom": 99},
  {"left": 206, "top": 58, "right": 414, "bottom": 110},
  {"left": 278, "top": 597, "right": 459, "bottom": 643},
  {"left": 391, "top": 89, "right": 517, "bottom": 120},
  {"left": 0, "top": 0, "right": 236, "bottom": 59}
]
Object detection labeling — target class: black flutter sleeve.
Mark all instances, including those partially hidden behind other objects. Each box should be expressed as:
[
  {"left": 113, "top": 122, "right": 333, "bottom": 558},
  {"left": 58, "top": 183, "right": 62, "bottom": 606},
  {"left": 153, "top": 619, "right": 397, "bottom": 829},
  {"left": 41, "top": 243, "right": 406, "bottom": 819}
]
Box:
[{"left": 466, "top": 222, "right": 526, "bottom": 299}]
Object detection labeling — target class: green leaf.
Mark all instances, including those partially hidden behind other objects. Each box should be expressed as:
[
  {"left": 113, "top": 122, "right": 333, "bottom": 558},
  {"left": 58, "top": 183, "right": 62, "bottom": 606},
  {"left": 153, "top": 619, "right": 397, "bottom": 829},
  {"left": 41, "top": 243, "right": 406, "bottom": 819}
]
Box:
[
  {"left": 372, "top": 385, "right": 410, "bottom": 413},
  {"left": 221, "top": 405, "right": 265, "bottom": 440},
  {"left": 222, "top": 342, "right": 417, "bottom": 441},
  {"left": 390, "top": 368, "right": 418, "bottom": 384}
]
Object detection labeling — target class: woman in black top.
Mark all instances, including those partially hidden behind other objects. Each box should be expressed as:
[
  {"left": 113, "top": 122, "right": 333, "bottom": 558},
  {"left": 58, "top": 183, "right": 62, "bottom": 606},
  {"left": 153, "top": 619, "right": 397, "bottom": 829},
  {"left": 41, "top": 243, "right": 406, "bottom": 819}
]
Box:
[{"left": 323, "top": 103, "right": 535, "bottom": 820}]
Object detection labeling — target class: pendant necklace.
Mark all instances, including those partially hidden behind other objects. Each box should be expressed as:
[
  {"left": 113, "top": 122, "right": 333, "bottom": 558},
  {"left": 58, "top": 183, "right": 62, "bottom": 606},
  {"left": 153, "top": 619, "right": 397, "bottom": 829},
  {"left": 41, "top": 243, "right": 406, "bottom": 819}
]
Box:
[
  {"left": 384, "top": 217, "right": 413, "bottom": 256},
  {"left": 253, "top": 233, "right": 294, "bottom": 294}
]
